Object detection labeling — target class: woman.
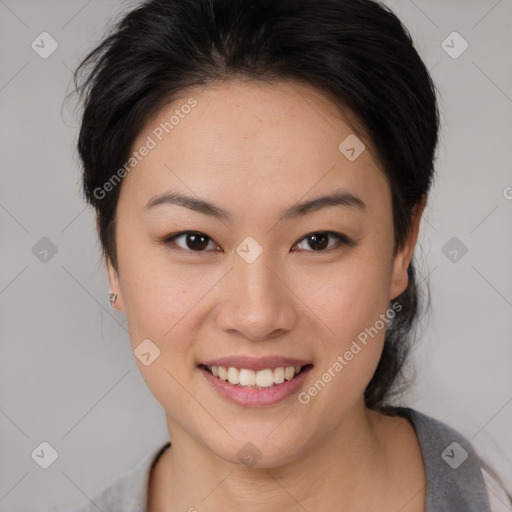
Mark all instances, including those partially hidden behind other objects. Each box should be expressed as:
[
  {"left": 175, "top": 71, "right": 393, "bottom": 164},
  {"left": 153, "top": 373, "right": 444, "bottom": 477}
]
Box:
[{"left": 70, "top": 0, "right": 510, "bottom": 510}]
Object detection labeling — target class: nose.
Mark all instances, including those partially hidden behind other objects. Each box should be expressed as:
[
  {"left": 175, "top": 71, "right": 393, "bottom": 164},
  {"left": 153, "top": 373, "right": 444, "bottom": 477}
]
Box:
[{"left": 215, "top": 248, "right": 299, "bottom": 342}]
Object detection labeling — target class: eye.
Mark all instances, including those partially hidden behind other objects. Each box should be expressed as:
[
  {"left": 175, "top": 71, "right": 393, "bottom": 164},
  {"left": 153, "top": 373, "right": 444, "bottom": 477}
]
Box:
[
  {"left": 162, "top": 230, "right": 354, "bottom": 255},
  {"left": 292, "top": 231, "right": 353, "bottom": 252},
  {"left": 163, "top": 231, "right": 220, "bottom": 253}
]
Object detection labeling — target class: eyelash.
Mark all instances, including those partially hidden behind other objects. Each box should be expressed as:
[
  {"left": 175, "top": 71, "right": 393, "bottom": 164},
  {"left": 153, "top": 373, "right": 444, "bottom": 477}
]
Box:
[{"left": 161, "top": 230, "right": 354, "bottom": 255}]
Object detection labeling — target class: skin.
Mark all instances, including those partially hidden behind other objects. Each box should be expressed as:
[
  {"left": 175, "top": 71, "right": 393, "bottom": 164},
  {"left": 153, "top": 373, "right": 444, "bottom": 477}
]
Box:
[{"left": 106, "top": 79, "right": 427, "bottom": 511}]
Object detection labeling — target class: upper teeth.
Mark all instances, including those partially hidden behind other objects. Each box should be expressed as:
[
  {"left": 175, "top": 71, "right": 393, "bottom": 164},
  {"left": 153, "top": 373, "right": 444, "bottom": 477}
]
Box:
[{"left": 209, "top": 365, "right": 302, "bottom": 387}]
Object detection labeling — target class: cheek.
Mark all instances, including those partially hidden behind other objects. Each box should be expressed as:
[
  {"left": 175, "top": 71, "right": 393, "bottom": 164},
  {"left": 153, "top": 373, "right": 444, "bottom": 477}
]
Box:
[
  {"left": 291, "top": 252, "right": 392, "bottom": 341},
  {"left": 291, "top": 252, "right": 392, "bottom": 401},
  {"left": 122, "top": 264, "right": 207, "bottom": 352},
  {"left": 115, "top": 231, "right": 205, "bottom": 358},
  {"left": 118, "top": 256, "right": 210, "bottom": 413}
]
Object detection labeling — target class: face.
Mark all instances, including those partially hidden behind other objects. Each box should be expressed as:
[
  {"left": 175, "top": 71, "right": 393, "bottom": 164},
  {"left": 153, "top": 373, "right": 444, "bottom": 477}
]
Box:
[{"left": 106, "top": 79, "right": 422, "bottom": 467}]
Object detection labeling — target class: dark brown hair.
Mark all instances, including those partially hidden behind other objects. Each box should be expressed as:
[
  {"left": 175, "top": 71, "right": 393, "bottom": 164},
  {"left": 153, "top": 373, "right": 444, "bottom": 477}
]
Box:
[{"left": 72, "top": 0, "right": 439, "bottom": 412}]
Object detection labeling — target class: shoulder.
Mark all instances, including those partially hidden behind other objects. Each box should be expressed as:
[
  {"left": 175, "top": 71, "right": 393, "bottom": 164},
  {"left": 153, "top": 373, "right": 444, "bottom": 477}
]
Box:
[
  {"left": 480, "top": 459, "right": 512, "bottom": 512},
  {"left": 69, "top": 442, "right": 171, "bottom": 512},
  {"left": 394, "top": 407, "right": 511, "bottom": 512}
]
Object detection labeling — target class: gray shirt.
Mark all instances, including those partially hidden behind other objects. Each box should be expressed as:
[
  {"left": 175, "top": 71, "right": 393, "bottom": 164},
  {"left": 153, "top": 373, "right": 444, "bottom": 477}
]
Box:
[{"left": 70, "top": 407, "right": 506, "bottom": 511}]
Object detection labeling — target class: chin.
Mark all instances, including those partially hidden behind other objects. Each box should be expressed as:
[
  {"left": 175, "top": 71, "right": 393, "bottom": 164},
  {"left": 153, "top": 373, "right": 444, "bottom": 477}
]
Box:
[{"left": 201, "top": 430, "right": 308, "bottom": 470}]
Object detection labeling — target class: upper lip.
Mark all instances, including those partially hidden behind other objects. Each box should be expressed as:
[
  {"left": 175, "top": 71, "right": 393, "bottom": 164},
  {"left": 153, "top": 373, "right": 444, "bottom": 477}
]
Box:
[{"left": 200, "top": 356, "right": 313, "bottom": 372}]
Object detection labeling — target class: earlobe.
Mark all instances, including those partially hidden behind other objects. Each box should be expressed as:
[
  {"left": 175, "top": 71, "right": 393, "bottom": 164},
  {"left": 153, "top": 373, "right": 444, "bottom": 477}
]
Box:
[
  {"left": 106, "top": 257, "right": 124, "bottom": 311},
  {"left": 97, "top": 215, "right": 124, "bottom": 311},
  {"left": 388, "top": 196, "right": 426, "bottom": 301}
]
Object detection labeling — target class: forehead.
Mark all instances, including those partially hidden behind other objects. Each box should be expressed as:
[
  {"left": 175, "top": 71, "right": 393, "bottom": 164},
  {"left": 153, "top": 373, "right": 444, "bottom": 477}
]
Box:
[{"left": 120, "top": 79, "right": 389, "bottom": 216}]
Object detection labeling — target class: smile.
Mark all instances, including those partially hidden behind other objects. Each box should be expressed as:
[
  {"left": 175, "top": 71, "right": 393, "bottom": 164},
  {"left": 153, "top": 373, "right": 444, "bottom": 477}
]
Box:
[
  {"left": 199, "top": 360, "right": 314, "bottom": 407},
  {"left": 202, "top": 364, "right": 311, "bottom": 388}
]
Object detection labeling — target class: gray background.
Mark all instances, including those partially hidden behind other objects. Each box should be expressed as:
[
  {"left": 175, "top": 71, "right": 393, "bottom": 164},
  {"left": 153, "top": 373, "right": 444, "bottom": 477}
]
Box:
[{"left": 0, "top": 0, "right": 511, "bottom": 510}]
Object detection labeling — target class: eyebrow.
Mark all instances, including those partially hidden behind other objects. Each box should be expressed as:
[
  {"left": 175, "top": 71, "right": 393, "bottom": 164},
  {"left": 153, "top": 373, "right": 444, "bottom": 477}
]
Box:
[{"left": 144, "top": 189, "right": 366, "bottom": 222}]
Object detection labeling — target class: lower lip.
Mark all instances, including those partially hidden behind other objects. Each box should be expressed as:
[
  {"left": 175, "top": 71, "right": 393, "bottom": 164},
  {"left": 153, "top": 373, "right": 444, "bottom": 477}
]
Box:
[{"left": 200, "top": 366, "right": 313, "bottom": 407}]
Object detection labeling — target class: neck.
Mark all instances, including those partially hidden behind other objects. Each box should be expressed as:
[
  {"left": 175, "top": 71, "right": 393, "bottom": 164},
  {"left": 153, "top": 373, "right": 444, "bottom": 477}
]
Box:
[{"left": 148, "top": 400, "right": 423, "bottom": 511}]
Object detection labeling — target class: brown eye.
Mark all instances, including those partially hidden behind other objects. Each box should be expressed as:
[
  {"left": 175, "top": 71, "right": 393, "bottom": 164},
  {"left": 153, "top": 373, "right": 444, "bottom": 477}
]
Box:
[
  {"left": 293, "top": 231, "right": 352, "bottom": 252},
  {"left": 164, "top": 231, "right": 218, "bottom": 252},
  {"left": 162, "top": 230, "right": 353, "bottom": 255}
]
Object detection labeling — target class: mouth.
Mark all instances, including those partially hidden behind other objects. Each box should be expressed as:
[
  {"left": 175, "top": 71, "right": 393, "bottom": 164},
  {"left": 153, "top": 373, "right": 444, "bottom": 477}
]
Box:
[
  {"left": 198, "top": 356, "right": 314, "bottom": 406},
  {"left": 199, "top": 363, "right": 314, "bottom": 389}
]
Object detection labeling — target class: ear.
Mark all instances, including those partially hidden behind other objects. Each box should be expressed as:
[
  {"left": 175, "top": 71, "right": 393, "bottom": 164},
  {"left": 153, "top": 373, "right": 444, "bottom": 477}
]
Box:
[
  {"left": 388, "top": 195, "right": 426, "bottom": 301},
  {"left": 106, "top": 256, "right": 125, "bottom": 312},
  {"left": 96, "top": 214, "right": 125, "bottom": 312}
]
